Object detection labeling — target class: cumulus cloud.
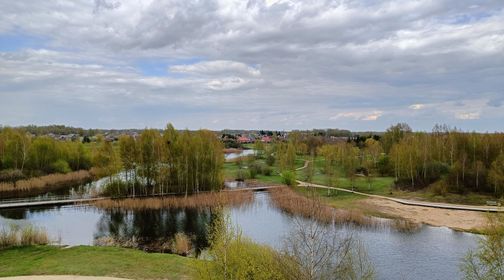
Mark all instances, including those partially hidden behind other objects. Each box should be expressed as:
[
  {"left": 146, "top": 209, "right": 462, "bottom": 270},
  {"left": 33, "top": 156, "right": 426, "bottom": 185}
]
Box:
[
  {"left": 170, "top": 60, "right": 261, "bottom": 77},
  {"left": 0, "top": 0, "right": 503, "bottom": 130}
]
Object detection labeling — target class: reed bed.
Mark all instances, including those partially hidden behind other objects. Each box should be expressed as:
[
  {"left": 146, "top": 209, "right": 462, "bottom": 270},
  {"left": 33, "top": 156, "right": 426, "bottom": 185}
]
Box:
[
  {"left": 0, "top": 224, "right": 49, "bottom": 249},
  {"left": 0, "top": 170, "right": 91, "bottom": 193},
  {"left": 269, "top": 187, "right": 380, "bottom": 228},
  {"left": 93, "top": 190, "right": 254, "bottom": 210},
  {"left": 391, "top": 219, "right": 422, "bottom": 233}
]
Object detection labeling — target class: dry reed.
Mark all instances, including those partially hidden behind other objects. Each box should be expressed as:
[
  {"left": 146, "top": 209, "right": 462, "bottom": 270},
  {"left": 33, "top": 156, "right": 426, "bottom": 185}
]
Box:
[
  {"left": 0, "top": 224, "right": 49, "bottom": 248},
  {"left": 391, "top": 219, "right": 421, "bottom": 233},
  {"left": 93, "top": 190, "right": 254, "bottom": 210},
  {"left": 172, "top": 233, "right": 192, "bottom": 256},
  {"left": 269, "top": 187, "right": 379, "bottom": 227},
  {"left": 0, "top": 170, "right": 91, "bottom": 193}
]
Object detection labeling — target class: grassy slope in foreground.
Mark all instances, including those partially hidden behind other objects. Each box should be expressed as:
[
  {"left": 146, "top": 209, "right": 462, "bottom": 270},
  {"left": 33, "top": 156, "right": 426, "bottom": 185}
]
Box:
[{"left": 0, "top": 246, "right": 198, "bottom": 280}]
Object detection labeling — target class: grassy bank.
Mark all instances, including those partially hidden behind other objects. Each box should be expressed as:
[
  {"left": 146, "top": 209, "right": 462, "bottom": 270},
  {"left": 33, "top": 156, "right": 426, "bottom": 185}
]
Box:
[{"left": 0, "top": 245, "right": 198, "bottom": 279}]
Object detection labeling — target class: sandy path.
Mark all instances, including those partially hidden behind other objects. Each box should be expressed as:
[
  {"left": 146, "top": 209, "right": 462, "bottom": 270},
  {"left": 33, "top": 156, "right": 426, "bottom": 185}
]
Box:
[
  {"left": 362, "top": 197, "right": 488, "bottom": 232},
  {"left": 0, "top": 276, "right": 131, "bottom": 280}
]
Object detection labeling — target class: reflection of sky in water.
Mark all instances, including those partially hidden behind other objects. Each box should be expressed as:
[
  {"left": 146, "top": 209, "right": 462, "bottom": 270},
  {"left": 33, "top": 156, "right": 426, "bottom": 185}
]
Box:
[
  {"left": 224, "top": 149, "right": 255, "bottom": 160},
  {"left": 0, "top": 192, "right": 479, "bottom": 280}
]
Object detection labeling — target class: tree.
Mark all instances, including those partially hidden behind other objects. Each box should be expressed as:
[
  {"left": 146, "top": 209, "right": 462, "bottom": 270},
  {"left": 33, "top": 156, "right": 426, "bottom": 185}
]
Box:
[
  {"left": 462, "top": 214, "right": 504, "bottom": 280},
  {"left": 92, "top": 138, "right": 120, "bottom": 180},
  {"left": 489, "top": 154, "right": 504, "bottom": 197},
  {"left": 382, "top": 123, "right": 411, "bottom": 153},
  {"left": 118, "top": 135, "right": 138, "bottom": 194},
  {"left": 278, "top": 199, "right": 375, "bottom": 280},
  {"left": 138, "top": 129, "right": 161, "bottom": 190}
]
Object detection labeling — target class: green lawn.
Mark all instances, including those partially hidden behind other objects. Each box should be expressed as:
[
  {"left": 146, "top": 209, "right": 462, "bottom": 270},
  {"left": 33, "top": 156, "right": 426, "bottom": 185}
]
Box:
[{"left": 0, "top": 246, "right": 198, "bottom": 280}]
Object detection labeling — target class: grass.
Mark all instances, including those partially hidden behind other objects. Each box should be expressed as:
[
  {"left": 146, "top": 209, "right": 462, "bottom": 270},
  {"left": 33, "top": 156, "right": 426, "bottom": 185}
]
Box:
[{"left": 0, "top": 245, "right": 198, "bottom": 279}]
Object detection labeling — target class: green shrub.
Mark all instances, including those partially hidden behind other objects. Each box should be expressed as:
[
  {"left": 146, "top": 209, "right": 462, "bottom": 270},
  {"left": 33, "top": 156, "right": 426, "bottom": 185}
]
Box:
[
  {"left": 102, "top": 179, "right": 130, "bottom": 197},
  {"left": 266, "top": 153, "right": 276, "bottom": 166},
  {"left": 198, "top": 215, "right": 284, "bottom": 280},
  {"left": 236, "top": 169, "right": 247, "bottom": 181},
  {"left": 282, "top": 171, "right": 297, "bottom": 186},
  {"left": 51, "top": 159, "right": 71, "bottom": 174},
  {"left": 261, "top": 165, "right": 273, "bottom": 176}
]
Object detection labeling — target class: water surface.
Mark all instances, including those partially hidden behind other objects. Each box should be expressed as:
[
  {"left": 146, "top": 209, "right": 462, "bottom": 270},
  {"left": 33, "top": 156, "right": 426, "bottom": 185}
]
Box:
[{"left": 0, "top": 192, "right": 478, "bottom": 280}]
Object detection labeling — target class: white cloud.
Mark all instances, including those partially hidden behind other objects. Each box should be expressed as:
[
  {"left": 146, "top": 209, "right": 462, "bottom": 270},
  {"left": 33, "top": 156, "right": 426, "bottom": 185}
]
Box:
[
  {"left": 170, "top": 60, "right": 260, "bottom": 77},
  {"left": 0, "top": 1, "right": 503, "bottom": 130},
  {"left": 455, "top": 112, "right": 480, "bottom": 120},
  {"left": 330, "top": 111, "right": 383, "bottom": 121},
  {"left": 206, "top": 77, "right": 248, "bottom": 91},
  {"left": 409, "top": 104, "right": 425, "bottom": 110}
]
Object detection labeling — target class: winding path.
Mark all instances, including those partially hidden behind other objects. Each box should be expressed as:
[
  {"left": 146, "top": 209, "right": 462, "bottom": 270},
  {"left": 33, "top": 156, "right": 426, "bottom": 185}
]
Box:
[{"left": 295, "top": 160, "right": 504, "bottom": 213}]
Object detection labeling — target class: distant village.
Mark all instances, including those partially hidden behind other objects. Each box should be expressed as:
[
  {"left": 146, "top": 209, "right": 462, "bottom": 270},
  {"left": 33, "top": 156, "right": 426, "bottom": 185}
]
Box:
[{"left": 1, "top": 125, "right": 374, "bottom": 147}]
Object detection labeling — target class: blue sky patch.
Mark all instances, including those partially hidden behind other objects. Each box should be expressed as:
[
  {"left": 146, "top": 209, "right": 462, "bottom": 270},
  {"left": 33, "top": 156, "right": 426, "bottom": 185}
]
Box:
[{"left": 0, "top": 32, "right": 47, "bottom": 52}]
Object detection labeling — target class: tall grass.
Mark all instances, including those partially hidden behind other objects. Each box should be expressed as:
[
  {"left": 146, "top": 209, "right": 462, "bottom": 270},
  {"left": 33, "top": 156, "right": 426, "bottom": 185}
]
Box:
[
  {"left": 171, "top": 233, "right": 192, "bottom": 256},
  {"left": 0, "top": 224, "right": 49, "bottom": 249},
  {"left": 269, "top": 187, "right": 379, "bottom": 227},
  {"left": 0, "top": 170, "right": 91, "bottom": 193},
  {"left": 93, "top": 190, "right": 254, "bottom": 210}
]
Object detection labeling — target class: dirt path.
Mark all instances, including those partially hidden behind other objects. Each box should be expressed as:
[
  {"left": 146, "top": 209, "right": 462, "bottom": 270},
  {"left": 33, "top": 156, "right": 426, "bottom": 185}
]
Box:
[
  {"left": 362, "top": 197, "right": 488, "bottom": 232},
  {"left": 0, "top": 276, "right": 130, "bottom": 280}
]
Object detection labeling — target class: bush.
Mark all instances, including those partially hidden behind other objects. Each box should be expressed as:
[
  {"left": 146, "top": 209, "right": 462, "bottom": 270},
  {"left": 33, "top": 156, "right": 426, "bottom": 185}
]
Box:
[
  {"left": 430, "top": 180, "right": 448, "bottom": 196},
  {"left": 248, "top": 163, "right": 263, "bottom": 179},
  {"left": 198, "top": 215, "right": 284, "bottom": 280},
  {"left": 51, "top": 159, "right": 71, "bottom": 174},
  {"left": 236, "top": 169, "right": 247, "bottom": 181},
  {"left": 266, "top": 153, "right": 276, "bottom": 166},
  {"left": 282, "top": 171, "right": 297, "bottom": 187},
  {"left": 261, "top": 165, "right": 273, "bottom": 176},
  {"left": 102, "top": 179, "right": 130, "bottom": 197}
]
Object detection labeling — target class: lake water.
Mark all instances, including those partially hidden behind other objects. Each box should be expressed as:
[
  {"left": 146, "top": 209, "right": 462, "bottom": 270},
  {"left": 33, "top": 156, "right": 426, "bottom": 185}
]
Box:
[
  {"left": 0, "top": 191, "right": 479, "bottom": 280},
  {"left": 224, "top": 149, "right": 255, "bottom": 160}
]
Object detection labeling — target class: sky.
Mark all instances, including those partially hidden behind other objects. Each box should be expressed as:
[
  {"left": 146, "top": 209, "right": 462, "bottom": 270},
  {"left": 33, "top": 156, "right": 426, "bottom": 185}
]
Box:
[{"left": 0, "top": 0, "right": 503, "bottom": 131}]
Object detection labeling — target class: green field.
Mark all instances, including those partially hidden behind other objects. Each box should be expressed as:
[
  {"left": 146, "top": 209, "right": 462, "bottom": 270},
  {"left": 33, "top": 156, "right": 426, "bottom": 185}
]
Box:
[{"left": 0, "top": 246, "right": 198, "bottom": 279}]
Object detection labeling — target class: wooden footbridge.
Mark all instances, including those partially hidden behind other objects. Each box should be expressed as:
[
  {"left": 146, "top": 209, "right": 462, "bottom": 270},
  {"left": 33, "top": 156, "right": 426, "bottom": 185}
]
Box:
[{"left": 0, "top": 186, "right": 282, "bottom": 210}]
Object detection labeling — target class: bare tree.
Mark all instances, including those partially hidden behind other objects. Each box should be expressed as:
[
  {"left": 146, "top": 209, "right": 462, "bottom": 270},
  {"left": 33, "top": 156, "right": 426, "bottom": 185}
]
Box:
[{"left": 278, "top": 197, "right": 375, "bottom": 280}]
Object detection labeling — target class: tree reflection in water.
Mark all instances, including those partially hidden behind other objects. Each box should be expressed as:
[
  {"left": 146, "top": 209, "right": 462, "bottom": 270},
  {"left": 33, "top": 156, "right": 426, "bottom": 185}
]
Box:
[{"left": 94, "top": 207, "right": 220, "bottom": 254}]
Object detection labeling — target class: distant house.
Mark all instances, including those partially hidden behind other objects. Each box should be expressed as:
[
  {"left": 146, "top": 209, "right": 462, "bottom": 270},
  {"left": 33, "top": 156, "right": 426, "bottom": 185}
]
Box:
[
  {"left": 237, "top": 136, "right": 252, "bottom": 144},
  {"left": 261, "top": 136, "right": 272, "bottom": 143}
]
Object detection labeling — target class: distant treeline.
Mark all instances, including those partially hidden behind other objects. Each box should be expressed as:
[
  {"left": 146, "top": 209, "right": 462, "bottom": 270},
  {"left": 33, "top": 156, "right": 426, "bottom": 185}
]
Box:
[{"left": 0, "top": 125, "right": 147, "bottom": 137}]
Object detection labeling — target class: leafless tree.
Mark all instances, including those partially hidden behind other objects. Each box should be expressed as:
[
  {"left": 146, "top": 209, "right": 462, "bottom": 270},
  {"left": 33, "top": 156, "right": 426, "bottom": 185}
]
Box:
[{"left": 278, "top": 197, "right": 375, "bottom": 280}]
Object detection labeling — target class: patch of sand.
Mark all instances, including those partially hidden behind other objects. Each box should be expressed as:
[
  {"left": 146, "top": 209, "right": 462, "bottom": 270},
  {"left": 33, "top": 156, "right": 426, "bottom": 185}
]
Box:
[
  {"left": 362, "top": 197, "right": 488, "bottom": 232},
  {"left": 0, "top": 276, "right": 131, "bottom": 280}
]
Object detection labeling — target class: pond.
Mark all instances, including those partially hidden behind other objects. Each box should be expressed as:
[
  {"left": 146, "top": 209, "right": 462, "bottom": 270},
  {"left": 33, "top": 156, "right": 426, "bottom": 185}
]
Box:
[
  {"left": 224, "top": 149, "right": 255, "bottom": 160},
  {"left": 0, "top": 191, "right": 479, "bottom": 280}
]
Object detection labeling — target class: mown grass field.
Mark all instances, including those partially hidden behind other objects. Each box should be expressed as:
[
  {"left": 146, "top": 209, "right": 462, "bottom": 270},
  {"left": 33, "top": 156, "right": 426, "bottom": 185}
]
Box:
[{"left": 0, "top": 246, "right": 198, "bottom": 280}]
